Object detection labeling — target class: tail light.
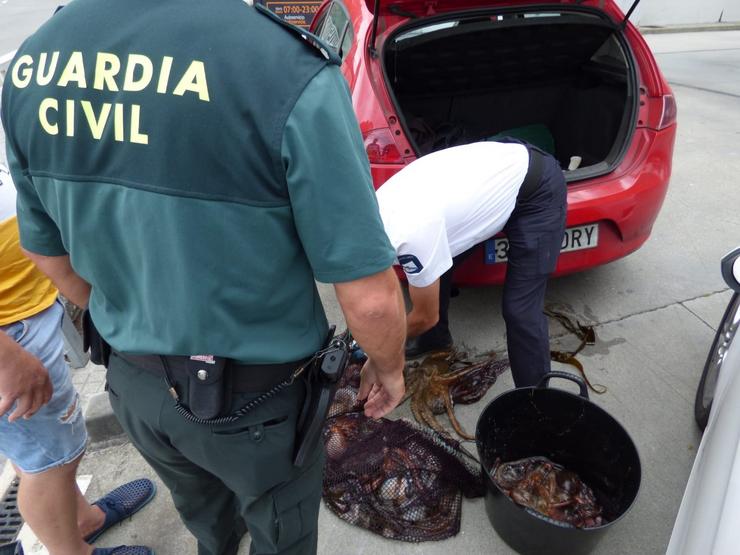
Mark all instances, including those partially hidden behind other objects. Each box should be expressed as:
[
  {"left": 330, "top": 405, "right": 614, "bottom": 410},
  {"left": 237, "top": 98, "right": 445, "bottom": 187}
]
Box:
[
  {"left": 363, "top": 128, "right": 403, "bottom": 164},
  {"left": 657, "top": 94, "right": 677, "bottom": 130}
]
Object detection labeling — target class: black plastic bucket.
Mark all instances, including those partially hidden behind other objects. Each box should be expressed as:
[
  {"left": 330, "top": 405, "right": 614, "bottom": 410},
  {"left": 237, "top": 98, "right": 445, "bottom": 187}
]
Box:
[{"left": 475, "top": 372, "right": 641, "bottom": 555}]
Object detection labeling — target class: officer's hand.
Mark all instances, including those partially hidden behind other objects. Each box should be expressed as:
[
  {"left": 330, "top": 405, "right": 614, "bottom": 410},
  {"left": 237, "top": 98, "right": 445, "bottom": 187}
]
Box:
[
  {"left": 357, "top": 358, "right": 405, "bottom": 419},
  {"left": 0, "top": 342, "right": 53, "bottom": 422}
]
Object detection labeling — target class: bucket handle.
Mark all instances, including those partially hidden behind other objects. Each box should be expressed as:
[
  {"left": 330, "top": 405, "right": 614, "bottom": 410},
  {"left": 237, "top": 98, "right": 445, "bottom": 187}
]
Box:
[{"left": 536, "top": 371, "right": 589, "bottom": 399}]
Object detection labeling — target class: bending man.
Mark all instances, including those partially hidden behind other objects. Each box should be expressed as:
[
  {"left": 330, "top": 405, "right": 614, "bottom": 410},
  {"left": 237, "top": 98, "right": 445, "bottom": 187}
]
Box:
[{"left": 377, "top": 140, "right": 567, "bottom": 387}]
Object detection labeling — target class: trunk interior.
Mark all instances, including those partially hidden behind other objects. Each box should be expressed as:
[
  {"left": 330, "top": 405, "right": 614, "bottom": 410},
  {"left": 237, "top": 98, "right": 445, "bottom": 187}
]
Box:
[{"left": 383, "top": 10, "right": 636, "bottom": 178}]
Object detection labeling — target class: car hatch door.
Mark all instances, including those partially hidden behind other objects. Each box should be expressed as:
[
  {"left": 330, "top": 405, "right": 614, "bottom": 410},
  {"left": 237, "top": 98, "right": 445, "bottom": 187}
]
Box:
[{"left": 365, "top": 0, "right": 643, "bottom": 53}]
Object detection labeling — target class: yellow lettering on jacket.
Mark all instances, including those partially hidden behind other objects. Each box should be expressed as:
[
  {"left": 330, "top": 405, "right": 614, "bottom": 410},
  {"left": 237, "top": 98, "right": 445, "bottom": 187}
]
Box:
[
  {"left": 93, "top": 53, "right": 121, "bottom": 91},
  {"left": 114, "top": 103, "right": 124, "bottom": 142},
  {"left": 38, "top": 98, "right": 59, "bottom": 135},
  {"left": 38, "top": 99, "right": 150, "bottom": 144},
  {"left": 80, "top": 100, "right": 111, "bottom": 140},
  {"left": 157, "top": 56, "right": 173, "bottom": 94},
  {"left": 172, "top": 61, "right": 210, "bottom": 102},
  {"left": 11, "top": 55, "right": 34, "bottom": 88},
  {"left": 65, "top": 99, "right": 75, "bottom": 137},
  {"left": 13, "top": 51, "right": 211, "bottom": 103},
  {"left": 19, "top": 52, "right": 213, "bottom": 146},
  {"left": 130, "top": 105, "right": 148, "bottom": 145},
  {"left": 57, "top": 52, "right": 87, "bottom": 88},
  {"left": 122, "top": 54, "right": 153, "bottom": 92},
  {"left": 36, "top": 52, "right": 60, "bottom": 86}
]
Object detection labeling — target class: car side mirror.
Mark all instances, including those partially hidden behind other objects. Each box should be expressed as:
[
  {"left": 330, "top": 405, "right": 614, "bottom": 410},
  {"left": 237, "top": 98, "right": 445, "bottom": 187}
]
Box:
[{"left": 721, "top": 246, "right": 740, "bottom": 293}]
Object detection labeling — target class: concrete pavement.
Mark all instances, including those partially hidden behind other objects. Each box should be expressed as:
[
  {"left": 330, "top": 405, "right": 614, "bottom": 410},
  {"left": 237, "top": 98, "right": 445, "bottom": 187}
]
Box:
[{"left": 75, "top": 295, "right": 722, "bottom": 555}]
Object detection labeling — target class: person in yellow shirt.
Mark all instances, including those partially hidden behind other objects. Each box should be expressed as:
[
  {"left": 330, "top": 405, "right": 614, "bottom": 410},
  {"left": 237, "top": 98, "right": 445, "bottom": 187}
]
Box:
[{"left": 0, "top": 164, "right": 154, "bottom": 555}]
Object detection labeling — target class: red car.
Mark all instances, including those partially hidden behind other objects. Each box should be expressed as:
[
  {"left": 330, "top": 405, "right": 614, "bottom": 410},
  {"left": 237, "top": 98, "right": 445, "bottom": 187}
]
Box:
[{"left": 310, "top": 0, "right": 677, "bottom": 285}]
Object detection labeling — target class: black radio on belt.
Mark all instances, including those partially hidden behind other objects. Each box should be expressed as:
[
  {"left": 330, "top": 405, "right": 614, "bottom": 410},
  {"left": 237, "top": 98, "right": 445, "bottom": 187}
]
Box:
[
  {"left": 318, "top": 341, "right": 348, "bottom": 384},
  {"left": 293, "top": 328, "right": 351, "bottom": 467}
]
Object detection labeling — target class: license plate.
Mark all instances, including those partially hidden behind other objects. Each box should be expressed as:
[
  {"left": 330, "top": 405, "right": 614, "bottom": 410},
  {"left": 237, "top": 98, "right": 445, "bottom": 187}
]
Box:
[{"left": 485, "top": 224, "right": 599, "bottom": 264}]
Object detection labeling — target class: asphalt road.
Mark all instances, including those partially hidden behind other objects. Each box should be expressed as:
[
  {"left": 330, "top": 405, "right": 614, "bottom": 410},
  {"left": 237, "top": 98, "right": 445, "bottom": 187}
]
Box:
[{"left": 1, "top": 2, "right": 740, "bottom": 552}]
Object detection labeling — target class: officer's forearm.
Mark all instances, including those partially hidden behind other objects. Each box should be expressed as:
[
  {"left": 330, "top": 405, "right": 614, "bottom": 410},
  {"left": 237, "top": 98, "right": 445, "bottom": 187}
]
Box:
[
  {"left": 21, "top": 250, "right": 91, "bottom": 309},
  {"left": 334, "top": 268, "right": 406, "bottom": 374}
]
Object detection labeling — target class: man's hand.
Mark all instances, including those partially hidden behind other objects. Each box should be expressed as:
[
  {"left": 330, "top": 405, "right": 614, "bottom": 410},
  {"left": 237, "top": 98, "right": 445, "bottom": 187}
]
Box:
[
  {"left": 0, "top": 333, "right": 53, "bottom": 422},
  {"left": 357, "top": 357, "right": 405, "bottom": 419},
  {"left": 334, "top": 267, "right": 407, "bottom": 418}
]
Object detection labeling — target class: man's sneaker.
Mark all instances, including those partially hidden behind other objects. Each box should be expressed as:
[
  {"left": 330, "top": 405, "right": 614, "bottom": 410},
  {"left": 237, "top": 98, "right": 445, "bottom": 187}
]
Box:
[
  {"left": 84, "top": 479, "right": 156, "bottom": 543},
  {"left": 92, "top": 547, "right": 154, "bottom": 555}
]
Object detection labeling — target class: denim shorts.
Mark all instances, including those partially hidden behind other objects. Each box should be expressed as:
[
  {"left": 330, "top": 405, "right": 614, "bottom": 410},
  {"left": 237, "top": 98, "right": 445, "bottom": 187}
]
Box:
[{"left": 0, "top": 301, "right": 87, "bottom": 473}]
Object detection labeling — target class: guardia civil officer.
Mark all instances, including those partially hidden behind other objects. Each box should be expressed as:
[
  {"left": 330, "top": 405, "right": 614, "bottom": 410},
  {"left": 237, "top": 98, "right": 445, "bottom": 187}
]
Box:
[
  {"left": 2, "top": 1, "right": 406, "bottom": 554},
  {"left": 377, "top": 140, "right": 567, "bottom": 388}
]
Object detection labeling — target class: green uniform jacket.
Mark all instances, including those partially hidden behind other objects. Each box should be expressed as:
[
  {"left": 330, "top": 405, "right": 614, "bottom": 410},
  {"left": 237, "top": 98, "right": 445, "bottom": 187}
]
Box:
[{"left": 2, "top": 0, "right": 395, "bottom": 363}]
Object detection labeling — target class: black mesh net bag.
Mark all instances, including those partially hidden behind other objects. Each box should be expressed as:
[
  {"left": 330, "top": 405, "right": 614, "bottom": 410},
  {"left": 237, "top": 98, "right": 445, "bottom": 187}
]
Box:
[
  {"left": 323, "top": 412, "right": 485, "bottom": 542},
  {"left": 322, "top": 356, "right": 492, "bottom": 542}
]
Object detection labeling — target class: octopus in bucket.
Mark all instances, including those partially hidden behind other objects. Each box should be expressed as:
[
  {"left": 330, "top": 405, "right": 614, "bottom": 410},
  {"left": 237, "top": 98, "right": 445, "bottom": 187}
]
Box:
[
  {"left": 492, "top": 456, "right": 604, "bottom": 528},
  {"left": 403, "top": 350, "right": 508, "bottom": 440}
]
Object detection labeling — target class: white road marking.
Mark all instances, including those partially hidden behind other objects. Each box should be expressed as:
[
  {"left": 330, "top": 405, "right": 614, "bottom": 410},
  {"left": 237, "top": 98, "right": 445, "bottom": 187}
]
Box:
[
  {"left": 0, "top": 50, "right": 17, "bottom": 65},
  {"left": 18, "top": 474, "right": 93, "bottom": 554},
  {"left": 0, "top": 461, "right": 15, "bottom": 500}
]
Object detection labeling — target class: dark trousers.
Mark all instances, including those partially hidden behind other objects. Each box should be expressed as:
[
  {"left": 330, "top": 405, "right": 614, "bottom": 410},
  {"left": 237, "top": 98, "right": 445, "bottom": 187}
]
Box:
[
  {"left": 106, "top": 352, "right": 324, "bottom": 555},
  {"left": 418, "top": 154, "right": 567, "bottom": 388}
]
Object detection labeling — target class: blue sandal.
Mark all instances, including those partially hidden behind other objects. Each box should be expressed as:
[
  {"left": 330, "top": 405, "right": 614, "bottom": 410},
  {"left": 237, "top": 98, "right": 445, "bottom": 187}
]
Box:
[{"left": 85, "top": 478, "right": 157, "bottom": 543}]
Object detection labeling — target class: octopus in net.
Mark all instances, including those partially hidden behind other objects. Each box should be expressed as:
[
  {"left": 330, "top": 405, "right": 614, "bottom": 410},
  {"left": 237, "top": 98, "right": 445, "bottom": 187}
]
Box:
[
  {"left": 492, "top": 456, "right": 604, "bottom": 528},
  {"left": 403, "top": 350, "right": 508, "bottom": 440},
  {"left": 322, "top": 411, "right": 479, "bottom": 542}
]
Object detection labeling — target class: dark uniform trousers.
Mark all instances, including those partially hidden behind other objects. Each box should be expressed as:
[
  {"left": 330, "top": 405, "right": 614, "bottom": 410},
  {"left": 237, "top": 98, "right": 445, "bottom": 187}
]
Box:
[
  {"left": 106, "top": 352, "right": 324, "bottom": 555},
  {"left": 421, "top": 152, "right": 567, "bottom": 388}
]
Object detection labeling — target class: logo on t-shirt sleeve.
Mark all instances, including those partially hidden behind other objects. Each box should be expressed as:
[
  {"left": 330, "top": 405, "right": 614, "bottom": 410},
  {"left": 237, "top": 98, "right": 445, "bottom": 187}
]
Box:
[{"left": 398, "top": 254, "right": 423, "bottom": 274}]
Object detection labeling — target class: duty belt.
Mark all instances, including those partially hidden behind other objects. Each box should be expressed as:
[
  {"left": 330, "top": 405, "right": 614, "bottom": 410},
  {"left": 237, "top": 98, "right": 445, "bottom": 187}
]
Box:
[
  {"left": 113, "top": 351, "right": 308, "bottom": 393},
  {"left": 516, "top": 147, "right": 546, "bottom": 202}
]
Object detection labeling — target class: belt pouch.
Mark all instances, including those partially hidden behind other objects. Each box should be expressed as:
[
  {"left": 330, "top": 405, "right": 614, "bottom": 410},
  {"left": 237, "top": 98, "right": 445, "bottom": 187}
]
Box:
[{"left": 185, "top": 356, "right": 229, "bottom": 419}]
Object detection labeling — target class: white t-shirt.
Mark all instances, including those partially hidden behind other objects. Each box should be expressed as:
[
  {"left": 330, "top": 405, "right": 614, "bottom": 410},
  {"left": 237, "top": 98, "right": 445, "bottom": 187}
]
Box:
[{"left": 376, "top": 142, "right": 529, "bottom": 287}]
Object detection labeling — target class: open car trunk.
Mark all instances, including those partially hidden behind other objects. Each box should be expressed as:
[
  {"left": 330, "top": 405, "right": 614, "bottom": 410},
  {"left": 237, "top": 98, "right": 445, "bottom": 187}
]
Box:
[{"left": 382, "top": 9, "right": 637, "bottom": 179}]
